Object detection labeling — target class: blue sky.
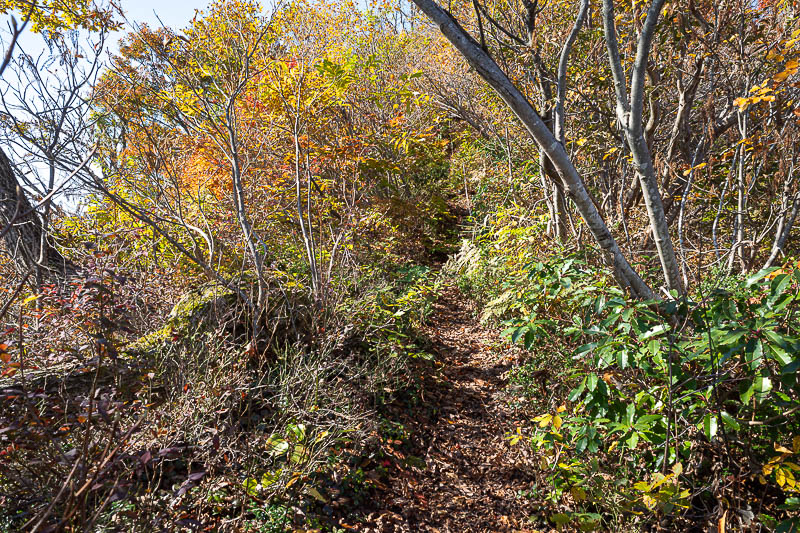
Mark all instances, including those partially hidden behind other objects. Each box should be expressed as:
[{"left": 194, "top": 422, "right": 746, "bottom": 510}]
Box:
[
  {"left": 10, "top": 0, "right": 206, "bottom": 55},
  {"left": 118, "top": 0, "right": 205, "bottom": 33}
]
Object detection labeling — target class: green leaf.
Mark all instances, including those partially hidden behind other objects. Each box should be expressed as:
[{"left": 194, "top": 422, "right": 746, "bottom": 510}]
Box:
[
  {"left": 641, "top": 324, "right": 669, "bottom": 340},
  {"left": 243, "top": 478, "right": 259, "bottom": 497},
  {"left": 622, "top": 308, "right": 634, "bottom": 322},
  {"left": 746, "top": 267, "right": 778, "bottom": 287},
  {"left": 778, "top": 497, "right": 800, "bottom": 511},
  {"left": 587, "top": 373, "right": 598, "bottom": 392},
  {"left": 575, "top": 342, "right": 598, "bottom": 356},
  {"left": 647, "top": 339, "right": 661, "bottom": 356},
  {"left": 703, "top": 413, "right": 718, "bottom": 440},
  {"left": 715, "top": 329, "right": 746, "bottom": 346},
  {"left": 511, "top": 326, "right": 529, "bottom": 344},
  {"left": 747, "top": 339, "right": 764, "bottom": 370},
  {"left": 770, "top": 273, "right": 793, "bottom": 298},
  {"left": 720, "top": 411, "right": 740, "bottom": 431},
  {"left": 568, "top": 382, "right": 586, "bottom": 402},
  {"left": 768, "top": 343, "right": 794, "bottom": 366},
  {"left": 287, "top": 423, "right": 306, "bottom": 441},
  {"left": 261, "top": 470, "right": 281, "bottom": 487},
  {"left": 775, "top": 518, "right": 800, "bottom": 533},
  {"left": 266, "top": 436, "right": 290, "bottom": 456},
  {"left": 740, "top": 382, "right": 755, "bottom": 404},
  {"left": 626, "top": 403, "right": 635, "bottom": 426},
  {"left": 306, "top": 486, "right": 328, "bottom": 503},
  {"left": 754, "top": 376, "right": 773, "bottom": 394}
]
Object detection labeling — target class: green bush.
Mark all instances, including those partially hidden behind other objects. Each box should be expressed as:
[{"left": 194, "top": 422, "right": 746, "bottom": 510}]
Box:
[{"left": 500, "top": 253, "right": 800, "bottom": 530}]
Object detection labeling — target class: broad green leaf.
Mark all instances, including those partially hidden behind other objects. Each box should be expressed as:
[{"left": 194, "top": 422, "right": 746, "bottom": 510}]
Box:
[
  {"left": 720, "top": 411, "right": 740, "bottom": 431},
  {"left": 703, "top": 413, "right": 718, "bottom": 440},
  {"left": 266, "top": 436, "right": 290, "bottom": 456},
  {"left": 715, "top": 329, "right": 746, "bottom": 346},
  {"left": 568, "top": 382, "right": 586, "bottom": 402},
  {"left": 740, "top": 382, "right": 755, "bottom": 403},
  {"left": 261, "top": 470, "right": 281, "bottom": 486},
  {"left": 626, "top": 403, "right": 635, "bottom": 426},
  {"left": 550, "top": 513, "right": 571, "bottom": 526},
  {"left": 755, "top": 376, "right": 773, "bottom": 394},
  {"left": 770, "top": 273, "right": 793, "bottom": 298},
  {"left": 641, "top": 324, "right": 669, "bottom": 340},
  {"left": 746, "top": 267, "right": 778, "bottom": 287},
  {"left": 747, "top": 339, "right": 764, "bottom": 370},
  {"left": 511, "top": 326, "right": 529, "bottom": 344}
]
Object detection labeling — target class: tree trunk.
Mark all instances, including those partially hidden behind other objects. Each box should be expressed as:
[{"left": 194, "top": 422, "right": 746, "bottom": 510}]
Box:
[
  {"left": 410, "top": 0, "right": 653, "bottom": 299},
  {"left": 602, "top": 0, "right": 683, "bottom": 294},
  {"left": 0, "top": 147, "right": 73, "bottom": 282}
]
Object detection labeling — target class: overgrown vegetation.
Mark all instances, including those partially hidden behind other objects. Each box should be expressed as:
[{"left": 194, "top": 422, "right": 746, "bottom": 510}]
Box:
[
  {"left": 449, "top": 201, "right": 800, "bottom": 530},
  {"left": 1, "top": 0, "right": 800, "bottom": 530}
]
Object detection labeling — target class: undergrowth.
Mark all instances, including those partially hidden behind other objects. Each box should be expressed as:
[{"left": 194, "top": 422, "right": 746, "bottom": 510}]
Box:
[{"left": 449, "top": 207, "right": 800, "bottom": 532}]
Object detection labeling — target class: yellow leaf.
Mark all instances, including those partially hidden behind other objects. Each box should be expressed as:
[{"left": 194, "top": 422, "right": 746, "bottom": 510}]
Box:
[
  {"left": 285, "top": 472, "right": 301, "bottom": 488},
  {"left": 774, "top": 71, "right": 791, "bottom": 83},
  {"left": 785, "top": 468, "right": 797, "bottom": 488},
  {"left": 571, "top": 486, "right": 587, "bottom": 501},
  {"left": 793, "top": 435, "right": 800, "bottom": 453},
  {"left": 306, "top": 486, "right": 327, "bottom": 503},
  {"left": 553, "top": 415, "right": 563, "bottom": 430},
  {"left": 776, "top": 467, "right": 787, "bottom": 487},
  {"left": 775, "top": 443, "right": 793, "bottom": 454},
  {"left": 23, "top": 294, "right": 41, "bottom": 305}
]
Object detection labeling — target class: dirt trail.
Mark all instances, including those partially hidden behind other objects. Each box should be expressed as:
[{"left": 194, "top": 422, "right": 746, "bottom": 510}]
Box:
[{"left": 360, "top": 286, "right": 543, "bottom": 532}]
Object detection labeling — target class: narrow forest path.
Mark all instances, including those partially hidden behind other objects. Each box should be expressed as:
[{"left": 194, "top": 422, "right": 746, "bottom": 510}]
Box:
[{"left": 358, "top": 285, "right": 544, "bottom": 533}]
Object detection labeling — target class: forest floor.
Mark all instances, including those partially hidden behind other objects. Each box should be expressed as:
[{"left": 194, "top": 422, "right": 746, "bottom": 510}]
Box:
[{"left": 355, "top": 285, "right": 546, "bottom": 533}]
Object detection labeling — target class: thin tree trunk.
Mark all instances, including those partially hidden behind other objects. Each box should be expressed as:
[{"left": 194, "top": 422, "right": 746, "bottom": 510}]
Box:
[
  {"left": 554, "top": 0, "right": 590, "bottom": 145},
  {"left": 410, "top": 0, "right": 653, "bottom": 298},
  {"left": 761, "top": 164, "right": 798, "bottom": 269},
  {"left": 728, "top": 114, "right": 748, "bottom": 273},
  {"left": 602, "top": 0, "right": 683, "bottom": 294}
]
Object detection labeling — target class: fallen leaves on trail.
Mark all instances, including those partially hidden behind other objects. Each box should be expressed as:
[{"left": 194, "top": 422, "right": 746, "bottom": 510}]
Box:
[{"left": 356, "top": 286, "right": 546, "bottom": 532}]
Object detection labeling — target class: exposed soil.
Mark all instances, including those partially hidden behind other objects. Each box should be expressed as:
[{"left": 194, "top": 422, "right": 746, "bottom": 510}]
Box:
[{"left": 358, "top": 286, "right": 545, "bottom": 532}]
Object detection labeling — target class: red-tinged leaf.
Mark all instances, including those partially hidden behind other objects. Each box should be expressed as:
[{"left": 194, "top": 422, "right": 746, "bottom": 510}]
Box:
[{"left": 140, "top": 450, "right": 152, "bottom": 465}]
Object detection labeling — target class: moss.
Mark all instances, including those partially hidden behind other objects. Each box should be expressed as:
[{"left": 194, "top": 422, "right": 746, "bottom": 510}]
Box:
[{"left": 123, "top": 284, "right": 237, "bottom": 355}]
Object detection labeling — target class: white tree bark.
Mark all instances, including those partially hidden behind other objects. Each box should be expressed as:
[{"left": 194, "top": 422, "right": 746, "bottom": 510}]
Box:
[
  {"left": 554, "top": 0, "right": 590, "bottom": 145},
  {"left": 410, "top": 0, "right": 653, "bottom": 298},
  {"left": 601, "top": 0, "right": 683, "bottom": 294}
]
